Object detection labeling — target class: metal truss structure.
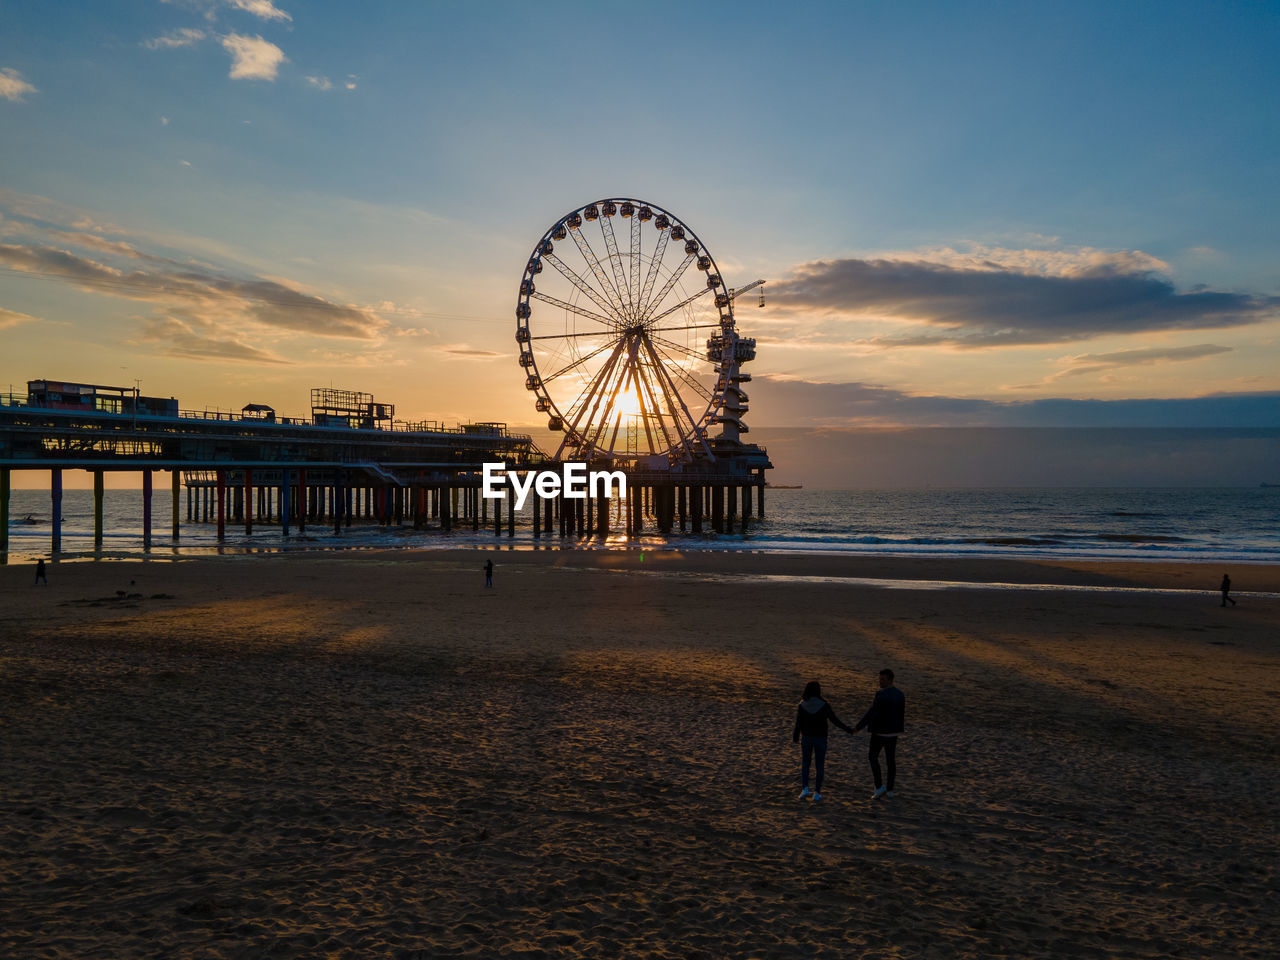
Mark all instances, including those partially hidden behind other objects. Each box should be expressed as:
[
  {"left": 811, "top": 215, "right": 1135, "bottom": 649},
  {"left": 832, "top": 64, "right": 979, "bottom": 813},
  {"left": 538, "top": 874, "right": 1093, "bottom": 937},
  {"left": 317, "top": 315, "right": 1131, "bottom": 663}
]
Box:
[{"left": 516, "top": 198, "right": 759, "bottom": 466}]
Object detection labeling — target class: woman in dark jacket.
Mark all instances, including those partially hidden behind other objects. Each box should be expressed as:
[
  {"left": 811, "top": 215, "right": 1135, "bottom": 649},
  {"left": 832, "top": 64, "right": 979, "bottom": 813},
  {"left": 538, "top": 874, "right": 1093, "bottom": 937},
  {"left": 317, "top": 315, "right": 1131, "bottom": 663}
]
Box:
[{"left": 792, "top": 680, "right": 852, "bottom": 801}]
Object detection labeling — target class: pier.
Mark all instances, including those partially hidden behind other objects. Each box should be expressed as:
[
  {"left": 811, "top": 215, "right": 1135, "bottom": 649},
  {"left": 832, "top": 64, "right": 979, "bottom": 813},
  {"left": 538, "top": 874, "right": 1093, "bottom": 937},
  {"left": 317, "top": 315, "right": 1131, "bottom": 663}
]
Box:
[
  {"left": 2, "top": 197, "right": 780, "bottom": 556},
  {"left": 0, "top": 381, "right": 769, "bottom": 554}
]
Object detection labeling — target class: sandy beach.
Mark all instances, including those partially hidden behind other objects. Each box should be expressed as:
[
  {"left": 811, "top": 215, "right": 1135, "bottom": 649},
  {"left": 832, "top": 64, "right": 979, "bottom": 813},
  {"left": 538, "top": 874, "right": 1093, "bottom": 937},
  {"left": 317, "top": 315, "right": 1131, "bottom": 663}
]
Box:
[{"left": 2, "top": 550, "right": 1277, "bottom": 959}]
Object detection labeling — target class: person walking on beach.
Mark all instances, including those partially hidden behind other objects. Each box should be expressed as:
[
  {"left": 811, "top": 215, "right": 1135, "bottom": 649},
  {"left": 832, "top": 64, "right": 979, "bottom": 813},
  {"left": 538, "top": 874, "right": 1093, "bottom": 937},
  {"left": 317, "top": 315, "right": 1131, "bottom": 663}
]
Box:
[
  {"left": 854, "top": 668, "right": 905, "bottom": 800},
  {"left": 1220, "top": 573, "right": 1236, "bottom": 607},
  {"left": 484, "top": 558, "right": 493, "bottom": 588},
  {"left": 792, "top": 681, "right": 853, "bottom": 801},
  {"left": 33, "top": 558, "right": 47, "bottom": 586}
]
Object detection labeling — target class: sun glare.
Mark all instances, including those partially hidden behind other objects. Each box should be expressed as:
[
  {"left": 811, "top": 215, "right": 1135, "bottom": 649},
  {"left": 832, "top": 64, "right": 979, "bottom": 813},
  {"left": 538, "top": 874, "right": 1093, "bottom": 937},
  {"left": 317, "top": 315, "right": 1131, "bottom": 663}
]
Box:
[{"left": 615, "top": 386, "right": 643, "bottom": 420}]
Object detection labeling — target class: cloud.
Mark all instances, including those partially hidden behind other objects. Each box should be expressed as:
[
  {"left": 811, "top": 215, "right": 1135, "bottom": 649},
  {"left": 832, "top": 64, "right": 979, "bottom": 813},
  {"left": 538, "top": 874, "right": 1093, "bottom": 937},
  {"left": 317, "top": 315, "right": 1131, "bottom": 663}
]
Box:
[
  {"left": 750, "top": 373, "right": 1280, "bottom": 428},
  {"left": 161, "top": 115, "right": 169, "bottom": 125},
  {"left": 0, "top": 307, "right": 41, "bottom": 330},
  {"left": 1034, "top": 344, "right": 1233, "bottom": 385},
  {"left": 770, "top": 248, "right": 1280, "bottom": 348},
  {"left": 140, "top": 316, "right": 290, "bottom": 364},
  {"left": 221, "top": 33, "right": 286, "bottom": 80},
  {"left": 0, "top": 67, "right": 37, "bottom": 102},
  {"left": 0, "top": 241, "right": 384, "bottom": 340},
  {"left": 227, "top": 0, "right": 291, "bottom": 22},
  {"left": 345, "top": 75, "right": 358, "bottom": 90},
  {"left": 437, "top": 343, "right": 505, "bottom": 360},
  {"left": 143, "top": 28, "right": 206, "bottom": 49},
  {"left": 305, "top": 75, "right": 332, "bottom": 90}
]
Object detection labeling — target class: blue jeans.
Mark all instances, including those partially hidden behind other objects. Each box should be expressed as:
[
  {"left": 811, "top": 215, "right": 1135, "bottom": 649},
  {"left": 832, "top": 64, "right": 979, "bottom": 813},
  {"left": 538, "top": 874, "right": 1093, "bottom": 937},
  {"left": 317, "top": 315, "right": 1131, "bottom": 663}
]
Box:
[{"left": 800, "top": 735, "right": 828, "bottom": 791}]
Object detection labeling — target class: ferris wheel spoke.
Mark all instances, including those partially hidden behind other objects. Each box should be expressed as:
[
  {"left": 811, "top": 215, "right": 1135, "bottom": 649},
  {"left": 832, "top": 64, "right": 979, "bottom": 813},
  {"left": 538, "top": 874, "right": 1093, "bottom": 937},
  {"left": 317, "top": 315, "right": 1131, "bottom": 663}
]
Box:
[
  {"left": 630, "top": 214, "right": 642, "bottom": 318},
  {"left": 598, "top": 215, "right": 634, "bottom": 322},
  {"left": 648, "top": 284, "right": 714, "bottom": 326},
  {"left": 585, "top": 345, "right": 635, "bottom": 453},
  {"left": 542, "top": 336, "right": 620, "bottom": 384},
  {"left": 632, "top": 351, "right": 676, "bottom": 450},
  {"left": 645, "top": 322, "right": 723, "bottom": 334},
  {"left": 564, "top": 338, "right": 628, "bottom": 441},
  {"left": 568, "top": 227, "right": 630, "bottom": 320},
  {"left": 636, "top": 340, "right": 690, "bottom": 454},
  {"left": 637, "top": 226, "right": 671, "bottom": 317},
  {"left": 655, "top": 343, "right": 716, "bottom": 401},
  {"left": 642, "top": 334, "right": 708, "bottom": 440},
  {"left": 565, "top": 336, "right": 625, "bottom": 419},
  {"left": 646, "top": 331, "right": 704, "bottom": 363},
  {"left": 542, "top": 253, "right": 626, "bottom": 326},
  {"left": 649, "top": 337, "right": 713, "bottom": 402},
  {"left": 529, "top": 290, "right": 616, "bottom": 329},
  {"left": 627, "top": 359, "right": 661, "bottom": 454},
  {"left": 640, "top": 253, "right": 696, "bottom": 320},
  {"left": 530, "top": 329, "right": 616, "bottom": 340}
]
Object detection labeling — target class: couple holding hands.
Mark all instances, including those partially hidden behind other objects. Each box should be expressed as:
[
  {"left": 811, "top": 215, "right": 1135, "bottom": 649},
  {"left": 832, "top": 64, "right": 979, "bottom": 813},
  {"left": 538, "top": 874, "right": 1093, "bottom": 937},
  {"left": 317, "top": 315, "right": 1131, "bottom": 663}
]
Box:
[{"left": 792, "top": 669, "right": 904, "bottom": 802}]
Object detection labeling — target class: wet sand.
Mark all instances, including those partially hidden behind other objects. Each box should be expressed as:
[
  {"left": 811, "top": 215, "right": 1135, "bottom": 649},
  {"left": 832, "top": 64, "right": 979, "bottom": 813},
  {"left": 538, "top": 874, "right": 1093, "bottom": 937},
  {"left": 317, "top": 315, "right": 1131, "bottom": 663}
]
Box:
[{"left": 2, "top": 551, "right": 1277, "bottom": 958}]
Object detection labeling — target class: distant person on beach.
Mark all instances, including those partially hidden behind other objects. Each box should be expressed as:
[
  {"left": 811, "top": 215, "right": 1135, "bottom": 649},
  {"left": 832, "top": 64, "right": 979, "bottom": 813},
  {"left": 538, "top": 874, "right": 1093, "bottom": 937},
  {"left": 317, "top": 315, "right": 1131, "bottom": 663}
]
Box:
[
  {"left": 484, "top": 558, "right": 493, "bottom": 588},
  {"left": 34, "top": 558, "right": 47, "bottom": 586},
  {"left": 792, "top": 681, "right": 853, "bottom": 801},
  {"left": 1220, "top": 573, "right": 1236, "bottom": 607},
  {"left": 854, "top": 668, "right": 905, "bottom": 800}
]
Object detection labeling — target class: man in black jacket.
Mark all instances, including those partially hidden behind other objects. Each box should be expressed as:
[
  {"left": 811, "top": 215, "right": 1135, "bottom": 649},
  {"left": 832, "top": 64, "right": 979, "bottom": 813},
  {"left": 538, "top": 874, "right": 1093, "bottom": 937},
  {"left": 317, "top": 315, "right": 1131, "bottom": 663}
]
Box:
[{"left": 853, "top": 668, "right": 905, "bottom": 800}]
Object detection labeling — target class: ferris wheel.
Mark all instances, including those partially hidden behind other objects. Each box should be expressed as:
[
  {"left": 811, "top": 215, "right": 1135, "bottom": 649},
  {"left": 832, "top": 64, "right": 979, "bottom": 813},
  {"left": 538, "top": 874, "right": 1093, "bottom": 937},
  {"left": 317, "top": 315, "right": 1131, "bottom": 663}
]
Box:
[{"left": 515, "top": 198, "right": 760, "bottom": 464}]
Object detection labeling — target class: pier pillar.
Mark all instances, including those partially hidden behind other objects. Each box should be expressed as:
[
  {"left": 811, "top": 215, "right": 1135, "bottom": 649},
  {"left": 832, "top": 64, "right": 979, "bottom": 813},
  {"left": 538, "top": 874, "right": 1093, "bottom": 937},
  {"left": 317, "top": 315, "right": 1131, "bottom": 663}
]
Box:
[
  {"left": 741, "top": 483, "right": 751, "bottom": 531},
  {"left": 172, "top": 471, "right": 181, "bottom": 541},
  {"left": 472, "top": 487, "right": 480, "bottom": 531},
  {"left": 187, "top": 482, "right": 193, "bottom": 522},
  {"left": 297, "top": 469, "right": 307, "bottom": 534},
  {"left": 345, "top": 485, "right": 353, "bottom": 528},
  {"left": 533, "top": 489, "right": 541, "bottom": 538},
  {"left": 216, "top": 469, "right": 226, "bottom": 541},
  {"left": 94, "top": 469, "right": 105, "bottom": 547},
  {"left": 544, "top": 494, "right": 553, "bottom": 538},
  {"left": 281, "top": 469, "right": 291, "bottom": 536},
  {"left": 507, "top": 483, "right": 515, "bottom": 538},
  {"left": 333, "top": 475, "right": 343, "bottom": 536},
  {"left": 0, "top": 467, "right": 9, "bottom": 554},
  {"left": 51, "top": 468, "right": 62, "bottom": 553},
  {"left": 584, "top": 493, "right": 592, "bottom": 536},
  {"left": 711, "top": 486, "right": 723, "bottom": 534},
  {"left": 727, "top": 485, "right": 736, "bottom": 534},
  {"left": 494, "top": 484, "right": 502, "bottom": 536},
  {"left": 559, "top": 492, "right": 567, "bottom": 537},
  {"left": 142, "top": 469, "right": 153, "bottom": 550},
  {"left": 244, "top": 469, "right": 253, "bottom": 536},
  {"left": 678, "top": 486, "right": 686, "bottom": 531},
  {"left": 692, "top": 485, "right": 703, "bottom": 533},
  {"left": 597, "top": 490, "right": 609, "bottom": 537},
  {"left": 757, "top": 476, "right": 764, "bottom": 519}
]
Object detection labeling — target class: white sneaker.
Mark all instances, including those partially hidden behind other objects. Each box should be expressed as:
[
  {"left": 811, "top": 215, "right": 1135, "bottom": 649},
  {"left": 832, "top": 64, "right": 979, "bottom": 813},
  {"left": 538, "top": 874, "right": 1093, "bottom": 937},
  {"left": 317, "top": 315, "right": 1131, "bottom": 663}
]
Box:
[
  {"left": 872, "top": 786, "right": 887, "bottom": 800},
  {"left": 813, "top": 793, "right": 823, "bottom": 802},
  {"left": 797, "top": 787, "right": 811, "bottom": 800}
]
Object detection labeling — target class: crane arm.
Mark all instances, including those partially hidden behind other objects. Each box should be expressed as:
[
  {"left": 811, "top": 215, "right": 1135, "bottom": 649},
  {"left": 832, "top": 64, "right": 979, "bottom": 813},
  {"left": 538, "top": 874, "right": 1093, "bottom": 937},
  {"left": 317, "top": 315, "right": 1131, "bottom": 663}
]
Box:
[{"left": 727, "top": 279, "right": 766, "bottom": 304}]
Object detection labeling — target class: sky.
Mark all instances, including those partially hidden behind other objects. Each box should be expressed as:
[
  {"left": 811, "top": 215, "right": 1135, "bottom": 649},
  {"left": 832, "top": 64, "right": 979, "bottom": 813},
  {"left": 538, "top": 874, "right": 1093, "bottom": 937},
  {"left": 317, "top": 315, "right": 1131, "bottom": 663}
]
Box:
[{"left": 2, "top": 0, "right": 1278, "bottom": 483}]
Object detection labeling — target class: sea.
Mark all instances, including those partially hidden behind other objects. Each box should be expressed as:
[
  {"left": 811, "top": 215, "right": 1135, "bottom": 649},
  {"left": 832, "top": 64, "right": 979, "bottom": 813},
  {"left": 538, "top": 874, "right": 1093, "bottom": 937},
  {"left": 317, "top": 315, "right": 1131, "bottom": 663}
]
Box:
[{"left": 4, "top": 486, "right": 1277, "bottom": 564}]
